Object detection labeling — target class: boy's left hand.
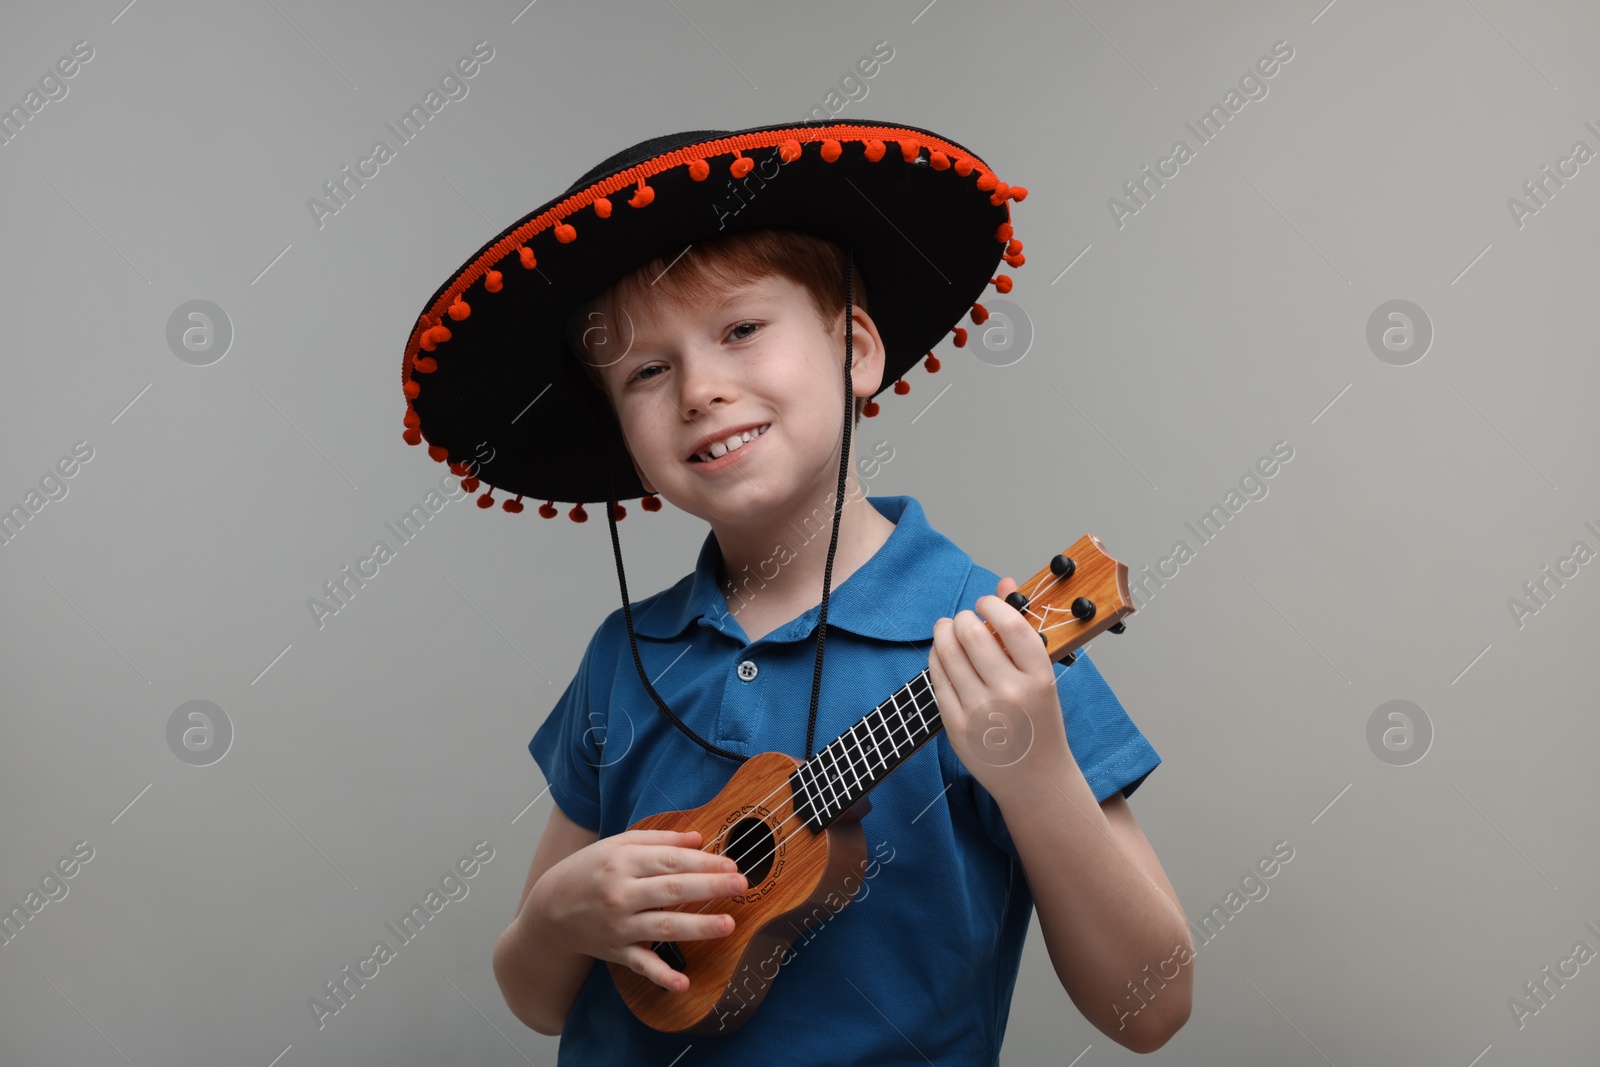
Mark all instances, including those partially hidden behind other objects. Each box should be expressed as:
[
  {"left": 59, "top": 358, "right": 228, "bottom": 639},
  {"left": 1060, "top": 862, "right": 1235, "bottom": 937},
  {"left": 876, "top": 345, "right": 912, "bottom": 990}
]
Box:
[{"left": 929, "top": 576, "right": 1074, "bottom": 801}]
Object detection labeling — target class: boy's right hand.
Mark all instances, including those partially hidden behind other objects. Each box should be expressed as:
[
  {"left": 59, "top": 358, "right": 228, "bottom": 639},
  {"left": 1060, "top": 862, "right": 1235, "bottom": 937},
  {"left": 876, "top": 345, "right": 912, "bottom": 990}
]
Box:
[{"left": 526, "top": 829, "right": 747, "bottom": 994}]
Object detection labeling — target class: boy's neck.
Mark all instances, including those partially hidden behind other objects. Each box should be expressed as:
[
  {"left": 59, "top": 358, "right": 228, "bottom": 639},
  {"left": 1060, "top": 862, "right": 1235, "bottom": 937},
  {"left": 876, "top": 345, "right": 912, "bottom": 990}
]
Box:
[{"left": 712, "top": 491, "right": 897, "bottom": 635}]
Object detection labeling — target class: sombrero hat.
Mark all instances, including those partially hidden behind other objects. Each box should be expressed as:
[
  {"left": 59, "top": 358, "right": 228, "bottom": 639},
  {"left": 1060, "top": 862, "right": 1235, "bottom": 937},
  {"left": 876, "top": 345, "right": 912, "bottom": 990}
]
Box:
[{"left": 398, "top": 118, "right": 1028, "bottom": 520}]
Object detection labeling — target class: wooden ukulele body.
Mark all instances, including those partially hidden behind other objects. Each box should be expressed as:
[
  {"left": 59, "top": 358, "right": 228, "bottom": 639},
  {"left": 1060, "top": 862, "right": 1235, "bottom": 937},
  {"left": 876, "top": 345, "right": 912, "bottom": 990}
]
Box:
[
  {"left": 607, "top": 750, "right": 871, "bottom": 1035},
  {"left": 608, "top": 533, "right": 1135, "bottom": 1035}
]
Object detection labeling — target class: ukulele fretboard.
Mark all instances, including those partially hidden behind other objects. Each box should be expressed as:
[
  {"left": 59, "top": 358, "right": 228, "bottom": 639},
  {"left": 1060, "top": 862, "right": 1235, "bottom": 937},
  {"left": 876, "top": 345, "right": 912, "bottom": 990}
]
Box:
[{"left": 788, "top": 669, "right": 942, "bottom": 832}]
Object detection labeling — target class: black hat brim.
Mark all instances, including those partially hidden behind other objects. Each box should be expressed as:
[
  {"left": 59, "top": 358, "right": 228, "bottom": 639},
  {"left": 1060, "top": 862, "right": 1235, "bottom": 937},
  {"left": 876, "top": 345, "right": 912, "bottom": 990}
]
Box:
[{"left": 402, "top": 119, "right": 1018, "bottom": 506}]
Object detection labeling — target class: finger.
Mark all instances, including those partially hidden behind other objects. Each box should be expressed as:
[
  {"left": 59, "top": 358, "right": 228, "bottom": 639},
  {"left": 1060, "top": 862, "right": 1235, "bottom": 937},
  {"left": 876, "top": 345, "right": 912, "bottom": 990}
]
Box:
[
  {"left": 632, "top": 841, "right": 740, "bottom": 876},
  {"left": 631, "top": 904, "right": 738, "bottom": 946},
  {"left": 927, "top": 638, "right": 959, "bottom": 720},
  {"left": 637, "top": 868, "right": 750, "bottom": 912},
  {"left": 975, "top": 593, "right": 1052, "bottom": 674},
  {"left": 619, "top": 940, "right": 695, "bottom": 994},
  {"left": 619, "top": 829, "right": 717, "bottom": 851},
  {"left": 949, "top": 608, "right": 1012, "bottom": 689},
  {"left": 932, "top": 615, "right": 983, "bottom": 712},
  {"left": 996, "top": 575, "right": 1018, "bottom": 600}
]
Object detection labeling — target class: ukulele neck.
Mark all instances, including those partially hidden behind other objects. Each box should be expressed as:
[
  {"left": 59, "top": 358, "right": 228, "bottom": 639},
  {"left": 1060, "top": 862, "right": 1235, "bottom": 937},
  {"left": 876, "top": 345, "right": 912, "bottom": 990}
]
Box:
[{"left": 789, "top": 669, "right": 942, "bottom": 832}]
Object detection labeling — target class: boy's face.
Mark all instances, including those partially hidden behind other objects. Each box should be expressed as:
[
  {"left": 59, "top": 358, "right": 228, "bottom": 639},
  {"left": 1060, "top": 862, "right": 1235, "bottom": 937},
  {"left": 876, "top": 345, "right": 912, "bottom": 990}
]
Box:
[{"left": 589, "top": 271, "right": 885, "bottom": 529}]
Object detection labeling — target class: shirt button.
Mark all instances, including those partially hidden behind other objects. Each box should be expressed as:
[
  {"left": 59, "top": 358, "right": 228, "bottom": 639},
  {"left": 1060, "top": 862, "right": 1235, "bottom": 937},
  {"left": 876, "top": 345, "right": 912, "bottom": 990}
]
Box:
[{"left": 736, "top": 660, "right": 759, "bottom": 682}]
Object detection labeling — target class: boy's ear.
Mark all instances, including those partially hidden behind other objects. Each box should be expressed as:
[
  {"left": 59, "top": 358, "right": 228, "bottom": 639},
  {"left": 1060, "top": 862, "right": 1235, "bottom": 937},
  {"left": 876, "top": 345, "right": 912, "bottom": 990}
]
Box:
[{"left": 843, "top": 304, "right": 888, "bottom": 400}]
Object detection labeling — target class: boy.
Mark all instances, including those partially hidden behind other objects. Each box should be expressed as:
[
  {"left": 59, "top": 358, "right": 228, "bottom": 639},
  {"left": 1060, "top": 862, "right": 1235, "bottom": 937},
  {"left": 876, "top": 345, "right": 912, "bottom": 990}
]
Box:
[{"left": 400, "top": 121, "right": 1191, "bottom": 1062}]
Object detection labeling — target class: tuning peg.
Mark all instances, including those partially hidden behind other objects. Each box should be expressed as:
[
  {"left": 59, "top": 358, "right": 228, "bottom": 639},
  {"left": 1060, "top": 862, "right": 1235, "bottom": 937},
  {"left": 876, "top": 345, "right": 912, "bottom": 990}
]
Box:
[
  {"left": 1109, "top": 621, "right": 1126, "bottom": 634},
  {"left": 1038, "top": 631, "right": 1048, "bottom": 647},
  {"left": 1050, "top": 554, "right": 1076, "bottom": 579},
  {"left": 1071, "top": 597, "right": 1096, "bottom": 621},
  {"left": 1005, "top": 591, "right": 1030, "bottom": 614},
  {"left": 1059, "top": 650, "right": 1077, "bottom": 667}
]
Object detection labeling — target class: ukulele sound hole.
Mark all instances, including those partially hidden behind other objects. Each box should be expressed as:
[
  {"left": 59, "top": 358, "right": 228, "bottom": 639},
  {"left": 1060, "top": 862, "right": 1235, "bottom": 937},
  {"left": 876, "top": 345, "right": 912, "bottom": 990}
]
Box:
[
  {"left": 652, "top": 938, "right": 687, "bottom": 972},
  {"left": 723, "top": 816, "right": 776, "bottom": 885}
]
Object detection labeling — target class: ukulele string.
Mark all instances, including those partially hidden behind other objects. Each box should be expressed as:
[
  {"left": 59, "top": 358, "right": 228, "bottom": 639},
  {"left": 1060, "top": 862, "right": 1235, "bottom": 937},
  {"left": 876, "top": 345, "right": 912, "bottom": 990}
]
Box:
[
  {"left": 666, "top": 589, "right": 1078, "bottom": 932},
  {"left": 680, "top": 570, "right": 1062, "bottom": 862},
  {"left": 657, "top": 681, "right": 937, "bottom": 932}
]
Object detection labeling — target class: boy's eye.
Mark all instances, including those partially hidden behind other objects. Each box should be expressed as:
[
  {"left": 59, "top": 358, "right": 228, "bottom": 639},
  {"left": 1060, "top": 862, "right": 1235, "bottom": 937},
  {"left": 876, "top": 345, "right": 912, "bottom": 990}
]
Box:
[{"left": 626, "top": 322, "right": 762, "bottom": 383}]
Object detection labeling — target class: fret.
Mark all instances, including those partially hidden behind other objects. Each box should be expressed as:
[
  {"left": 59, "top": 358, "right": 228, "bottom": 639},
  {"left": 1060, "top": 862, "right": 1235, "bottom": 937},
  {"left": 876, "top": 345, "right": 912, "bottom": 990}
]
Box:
[
  {"left": 800, "top": 764, "right": 825, "bottom": 825},
  {"left": 861, "top": 709, "right": 888, "bottom": 770},
  {"left": 875, "top": 702, "right": 904, "bottom": 763},
  {"left": 788, "top": 670, "right": 952, "bottom": 832},
  {"left": 795, "top": 759, "right": 818, "bottom": 823},
  {"left": 840, "top": 725, "right": 867, "bottom": 793},
  {"left": 825, "top": 744, "right": 849, "bottom": 813},
  {"left": 889, "top": 687, "right": 916, "bottom": 750},
  {"left": 816, "top": 746, "right": 841, "bottom": 816}
]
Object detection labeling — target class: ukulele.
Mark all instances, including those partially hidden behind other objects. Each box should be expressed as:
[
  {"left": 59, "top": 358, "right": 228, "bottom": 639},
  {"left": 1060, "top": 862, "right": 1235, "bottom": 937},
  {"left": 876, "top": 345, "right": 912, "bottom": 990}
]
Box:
[{"left": 609, "top": 534, "right": 1133, "bottom": 1034}]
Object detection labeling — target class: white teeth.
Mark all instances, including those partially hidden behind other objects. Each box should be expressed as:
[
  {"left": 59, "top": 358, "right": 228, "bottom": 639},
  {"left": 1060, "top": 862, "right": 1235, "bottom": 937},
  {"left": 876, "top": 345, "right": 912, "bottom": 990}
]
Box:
[{"left": 696, "top": 424, "right": 768, "bottom": 462}]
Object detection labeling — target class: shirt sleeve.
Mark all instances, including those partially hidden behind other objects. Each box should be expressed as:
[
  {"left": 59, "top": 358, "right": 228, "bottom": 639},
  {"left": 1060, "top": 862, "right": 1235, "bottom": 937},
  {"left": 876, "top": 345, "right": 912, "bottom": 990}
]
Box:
[
  {"left": 969, "top": 648, "right": 1161, "bottom": 861},
  {"left": 527, "top": 622, "right": 610, "bottom": 832}
]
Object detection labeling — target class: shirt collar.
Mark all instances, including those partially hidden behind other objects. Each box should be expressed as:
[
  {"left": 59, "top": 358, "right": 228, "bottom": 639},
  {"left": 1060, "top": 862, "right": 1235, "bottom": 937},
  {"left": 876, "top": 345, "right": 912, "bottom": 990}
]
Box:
[{"left": 628, "top": 494, "right": 972, "bottom": 644}]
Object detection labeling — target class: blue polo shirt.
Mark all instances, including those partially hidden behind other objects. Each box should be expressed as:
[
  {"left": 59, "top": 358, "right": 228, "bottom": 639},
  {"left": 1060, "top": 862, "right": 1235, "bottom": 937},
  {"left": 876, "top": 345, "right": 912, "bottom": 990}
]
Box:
[{"left": 528, "top": 494, "right": 1160, "bottom": 1066}]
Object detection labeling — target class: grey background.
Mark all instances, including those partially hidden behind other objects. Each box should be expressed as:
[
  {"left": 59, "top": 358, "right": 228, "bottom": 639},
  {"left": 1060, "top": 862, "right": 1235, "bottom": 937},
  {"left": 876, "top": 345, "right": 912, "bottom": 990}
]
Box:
[{"left": 3, "top": 1, "right": 1597, "bottom": 1064}]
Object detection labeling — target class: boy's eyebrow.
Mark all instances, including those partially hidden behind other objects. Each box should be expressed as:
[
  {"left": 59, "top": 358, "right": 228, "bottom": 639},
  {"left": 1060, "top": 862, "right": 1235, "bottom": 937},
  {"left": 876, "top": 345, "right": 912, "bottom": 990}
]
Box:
[{"left": 622, "top": 280, "right": 776, "bottom": 348}]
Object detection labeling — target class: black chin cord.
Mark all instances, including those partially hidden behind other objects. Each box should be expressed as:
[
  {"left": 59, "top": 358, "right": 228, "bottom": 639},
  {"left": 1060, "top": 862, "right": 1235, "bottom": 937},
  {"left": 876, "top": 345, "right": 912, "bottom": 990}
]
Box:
[
  {"left": 804, "top": 254, "right": 854, "bottom": 760},
  {"left": 603, "top": 253, "right": 857, "bottom": 766}
]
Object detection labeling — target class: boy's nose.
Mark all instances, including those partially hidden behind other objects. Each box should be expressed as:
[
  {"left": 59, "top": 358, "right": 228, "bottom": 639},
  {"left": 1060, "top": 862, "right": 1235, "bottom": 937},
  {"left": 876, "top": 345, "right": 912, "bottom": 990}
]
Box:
[{"left": 677, "top": 354, "right": 736, "bottom": 414}]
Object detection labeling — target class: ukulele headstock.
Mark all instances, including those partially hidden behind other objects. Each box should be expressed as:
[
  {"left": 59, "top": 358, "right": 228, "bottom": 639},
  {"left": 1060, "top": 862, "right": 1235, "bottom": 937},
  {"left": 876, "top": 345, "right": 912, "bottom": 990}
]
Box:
[{"left": 989, "top": 534, "right": 1133, "bottom": 666}]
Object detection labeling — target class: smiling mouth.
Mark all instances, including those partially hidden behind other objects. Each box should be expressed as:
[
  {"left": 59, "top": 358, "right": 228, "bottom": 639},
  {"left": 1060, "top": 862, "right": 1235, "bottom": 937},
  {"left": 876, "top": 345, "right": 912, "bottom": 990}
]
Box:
[{"left": 688, "top": 423, "right": 771, "bottom": 464}]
